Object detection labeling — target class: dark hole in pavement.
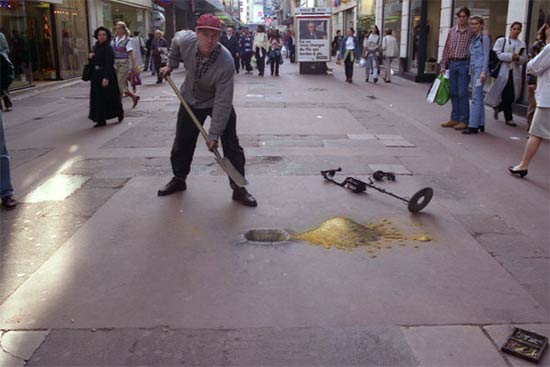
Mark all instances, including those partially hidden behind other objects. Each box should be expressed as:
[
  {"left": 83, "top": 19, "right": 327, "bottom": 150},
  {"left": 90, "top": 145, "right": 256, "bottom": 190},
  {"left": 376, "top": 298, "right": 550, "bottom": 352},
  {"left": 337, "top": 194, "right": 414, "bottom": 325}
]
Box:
[
  {"left": 245, "top": 229, "right": 290, "bottom": 243},
  {"left": 34, "top": 117, "right": 43, "bottom": 120}
]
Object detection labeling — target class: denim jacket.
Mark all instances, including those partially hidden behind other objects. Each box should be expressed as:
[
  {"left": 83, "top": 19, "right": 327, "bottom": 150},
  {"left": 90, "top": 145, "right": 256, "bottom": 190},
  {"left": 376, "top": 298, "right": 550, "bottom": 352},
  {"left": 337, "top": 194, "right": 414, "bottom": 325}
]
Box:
[
  {"left": 339, "top": 36, "right": 359, "bottom": 60},
  {"left": 469, "top": 34, "right": 490, "bottom": 73}
]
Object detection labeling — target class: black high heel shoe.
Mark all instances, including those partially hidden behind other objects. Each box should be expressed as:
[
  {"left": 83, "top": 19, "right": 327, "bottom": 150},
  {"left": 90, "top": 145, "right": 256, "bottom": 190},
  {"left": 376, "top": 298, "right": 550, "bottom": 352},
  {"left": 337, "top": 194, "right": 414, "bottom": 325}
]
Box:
[
  {"left": 462, "top": 127, "right": 479, "bottom": 134},
  {"left": 508, "top": 167, "right": 528, "bottom": 178}
]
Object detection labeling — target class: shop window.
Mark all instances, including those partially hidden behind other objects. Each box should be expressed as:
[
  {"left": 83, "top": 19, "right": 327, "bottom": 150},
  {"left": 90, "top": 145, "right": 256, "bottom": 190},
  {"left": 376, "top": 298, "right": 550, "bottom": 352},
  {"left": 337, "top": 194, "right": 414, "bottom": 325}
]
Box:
[
  {"left": 522, "top": 0, "right": 550, "bottom": 104},
  {"left": 25, "top": 1, "right": 56, "bottom": 81},
  {"left": 1, "top": 0, "right": 32, "bottom": 88},
  {"left": 54, "top": 0, "right": 88, "bottom": 79},
  {"left": 454, "top": 0, "right": 508, "bottom": 40},
  {"left": 383, "top": 0, "right": 402, "bottom": 45},
  {"left": 408, "top": 0, "right": 440, "bottom": 74}
]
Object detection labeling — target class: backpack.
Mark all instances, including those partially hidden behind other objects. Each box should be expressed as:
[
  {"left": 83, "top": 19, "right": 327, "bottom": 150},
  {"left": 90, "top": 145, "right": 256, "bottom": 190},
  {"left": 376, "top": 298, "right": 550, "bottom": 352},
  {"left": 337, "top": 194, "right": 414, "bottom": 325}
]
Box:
[{"left": 0, "top": 52, "right": 15, "bottom": 93}]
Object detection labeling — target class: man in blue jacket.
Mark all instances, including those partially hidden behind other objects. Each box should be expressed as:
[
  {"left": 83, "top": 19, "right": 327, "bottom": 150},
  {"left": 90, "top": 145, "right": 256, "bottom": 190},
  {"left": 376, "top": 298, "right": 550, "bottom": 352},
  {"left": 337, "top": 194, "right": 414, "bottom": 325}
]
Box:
[{"left": 0, "top": 51, "right": 17, "bottom": 209}]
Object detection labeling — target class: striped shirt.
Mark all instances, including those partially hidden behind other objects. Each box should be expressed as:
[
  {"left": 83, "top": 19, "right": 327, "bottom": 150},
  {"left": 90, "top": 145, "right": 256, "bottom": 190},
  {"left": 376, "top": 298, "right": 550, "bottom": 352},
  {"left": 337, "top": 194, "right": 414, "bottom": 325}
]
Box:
[{"left": 440, "top": 26, "right": 473, "bottom": 68}]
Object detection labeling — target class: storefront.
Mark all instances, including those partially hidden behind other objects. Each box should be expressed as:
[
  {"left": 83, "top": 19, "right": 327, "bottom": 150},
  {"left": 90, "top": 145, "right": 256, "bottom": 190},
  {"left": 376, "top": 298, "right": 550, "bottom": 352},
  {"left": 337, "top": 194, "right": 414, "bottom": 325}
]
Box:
[
  {"left": 332, "top": 0, "right": 357, "bottom": 39},
  {"left": 405, "top": 0, "right": 441, "bottom": 81},
  {"left": 0, "top": 0, "right": 32, "bottom": 88},
  {"left": 357, "top": 0, "right": 375, "bottom": 34},
  {"left": 91, "top": 0, "right": 149, "bottom": 36},
  {"left": 0, "top": 0, "right": 90, "bottom": 88}
]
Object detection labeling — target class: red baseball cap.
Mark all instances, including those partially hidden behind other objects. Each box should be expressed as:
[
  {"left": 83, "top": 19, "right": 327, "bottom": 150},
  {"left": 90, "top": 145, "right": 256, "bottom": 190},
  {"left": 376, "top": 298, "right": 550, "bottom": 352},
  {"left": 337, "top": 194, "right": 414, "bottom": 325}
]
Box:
[{"left": 196, "top": 13, "right": 222, "bottom": 32}]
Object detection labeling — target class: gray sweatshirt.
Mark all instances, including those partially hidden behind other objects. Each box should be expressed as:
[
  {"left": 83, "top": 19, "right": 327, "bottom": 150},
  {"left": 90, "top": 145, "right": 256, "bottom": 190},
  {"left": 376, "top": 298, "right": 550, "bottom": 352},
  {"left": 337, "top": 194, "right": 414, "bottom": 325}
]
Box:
[{"left": 168, "top": 30, "right": 235, "bottom": 141}]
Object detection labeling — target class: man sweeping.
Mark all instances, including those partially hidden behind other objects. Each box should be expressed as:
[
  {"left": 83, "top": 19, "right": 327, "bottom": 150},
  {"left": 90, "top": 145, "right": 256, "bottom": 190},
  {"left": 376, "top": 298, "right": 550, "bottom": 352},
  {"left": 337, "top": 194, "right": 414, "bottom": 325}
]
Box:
[{"left": 158, "top": 13, "right": 257, "bottom": 207}]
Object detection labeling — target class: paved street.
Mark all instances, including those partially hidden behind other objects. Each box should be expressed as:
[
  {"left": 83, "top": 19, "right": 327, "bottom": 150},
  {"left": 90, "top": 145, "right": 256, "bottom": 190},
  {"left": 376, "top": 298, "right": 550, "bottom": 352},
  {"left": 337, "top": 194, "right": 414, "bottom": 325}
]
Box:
[{"left": 0, "top": 60, "right": 548, "bottom": 366}]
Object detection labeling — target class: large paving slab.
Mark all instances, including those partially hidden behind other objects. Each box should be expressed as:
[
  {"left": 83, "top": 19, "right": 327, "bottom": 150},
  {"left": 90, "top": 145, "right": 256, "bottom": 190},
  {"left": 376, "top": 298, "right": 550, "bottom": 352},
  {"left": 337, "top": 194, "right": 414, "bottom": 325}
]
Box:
[
  {"left": 235, "top": 107, "right": 367, "bottom": 135},
  {"left": 0, "top": 175, "right": 546, "bottom": 330},
  {"left": 27, "top": 326, "right": 418, "bottom": 366},
  {"left": 402, "top": 325, "right": 508, "bottom": 367}
]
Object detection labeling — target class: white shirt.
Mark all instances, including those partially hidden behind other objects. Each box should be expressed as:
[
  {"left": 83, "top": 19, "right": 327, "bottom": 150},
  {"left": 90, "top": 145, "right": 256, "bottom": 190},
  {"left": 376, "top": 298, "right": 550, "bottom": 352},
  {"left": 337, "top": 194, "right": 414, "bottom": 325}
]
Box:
[
  {"left": 527, "top": 44, "right": 550, "bottom": 107},
  {"left": 363, "top": 34, "right": 380, "bottom": 52},
  {"left": 114, "top": 35, "right": 133, "bottom": 52},
  {"left": 345, "top": 36, "right": 355, "bottom": 49},
  {"left": 382, "top": 35, "right": 399, "bottom": 57}
]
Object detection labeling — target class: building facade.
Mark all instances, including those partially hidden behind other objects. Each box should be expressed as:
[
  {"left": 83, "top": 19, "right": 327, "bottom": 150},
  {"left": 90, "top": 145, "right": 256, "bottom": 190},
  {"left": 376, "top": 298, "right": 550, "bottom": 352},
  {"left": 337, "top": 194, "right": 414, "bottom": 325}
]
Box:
[
  {"left": 1, "top": 0, "right": 91, "bottom": 87},
  {"left": 374, "top": 0, "right": 549, "bottom": 89}
]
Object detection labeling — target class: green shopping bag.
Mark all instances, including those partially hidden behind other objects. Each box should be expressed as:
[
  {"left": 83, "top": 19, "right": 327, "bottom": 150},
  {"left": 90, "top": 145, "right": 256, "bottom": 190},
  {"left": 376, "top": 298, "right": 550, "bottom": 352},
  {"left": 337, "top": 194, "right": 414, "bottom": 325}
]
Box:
[{"left": 435, "top": 74, "right": 450, "bottom": 106}]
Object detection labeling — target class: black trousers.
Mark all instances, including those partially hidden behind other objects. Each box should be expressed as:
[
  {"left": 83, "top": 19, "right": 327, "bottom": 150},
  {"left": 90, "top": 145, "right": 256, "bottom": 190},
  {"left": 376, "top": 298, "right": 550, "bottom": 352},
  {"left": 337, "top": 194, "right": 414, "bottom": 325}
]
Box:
[
  {"left": 242, "top": 52, "right": 253, "bottom": 71},
  {"left": 344, "top": 53, "right": 354, "bottom": 80},
  {"left": 499, "top": 70, "right": 515, "bottom": 122},
  {"left": 171, "top": 105, "right": 246, "bottom": 189},
  {"left": 270, "top": 56, "right": 281, "bottom": 75},
  {"left": 232, "top": 53, "right": 240, "bottom": 73},
  {"left": 255, "top": 47, "right": 266, "bottom": 75},
  {"left": 153, "top": 54, "right": 166, "bottom": 83}
]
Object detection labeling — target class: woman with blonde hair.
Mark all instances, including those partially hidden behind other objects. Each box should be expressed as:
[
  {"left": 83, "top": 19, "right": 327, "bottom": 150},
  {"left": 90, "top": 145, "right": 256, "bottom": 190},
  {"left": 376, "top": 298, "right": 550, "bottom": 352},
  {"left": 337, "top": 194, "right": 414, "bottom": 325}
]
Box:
[
  {"left": 112, "top": 21, "right": 139, "bottom": 108},
  {"left": 462, "top": 15, "right": 490, "bottom": 134}
]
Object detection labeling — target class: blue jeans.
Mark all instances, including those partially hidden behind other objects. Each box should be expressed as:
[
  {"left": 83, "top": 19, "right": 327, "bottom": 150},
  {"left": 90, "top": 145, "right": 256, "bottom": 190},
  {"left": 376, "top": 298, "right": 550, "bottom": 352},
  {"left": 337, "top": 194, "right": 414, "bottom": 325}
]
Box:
[
  {"left": 469, "top": 66, "right": 485, "bottom": 128},
  {"left": 449, "top": 60, "right": 470, "bottom": 123},
  {"left": 0, "top": 111, "right": 14, "bottom": 198},
  {"left": 365, "top": 54, "right": 378, "bottom": 80}
]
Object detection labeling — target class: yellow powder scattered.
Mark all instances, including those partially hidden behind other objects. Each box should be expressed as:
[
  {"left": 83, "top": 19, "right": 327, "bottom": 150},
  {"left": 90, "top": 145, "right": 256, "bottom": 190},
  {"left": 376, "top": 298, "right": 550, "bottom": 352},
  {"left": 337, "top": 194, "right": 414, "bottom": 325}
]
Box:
[{"left": 293, "top": 217, "right": 434, "bottom": 255}]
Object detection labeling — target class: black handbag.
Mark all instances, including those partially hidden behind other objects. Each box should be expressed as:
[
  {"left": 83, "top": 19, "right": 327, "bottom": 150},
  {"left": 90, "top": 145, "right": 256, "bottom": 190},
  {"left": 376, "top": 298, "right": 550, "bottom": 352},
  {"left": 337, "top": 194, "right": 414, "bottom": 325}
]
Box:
[
  {"left": 490, "top": 37, "right": 508, "bottom": 79},
  {"left": 82, "top": 63, "right": 92, "bottom": 81}
]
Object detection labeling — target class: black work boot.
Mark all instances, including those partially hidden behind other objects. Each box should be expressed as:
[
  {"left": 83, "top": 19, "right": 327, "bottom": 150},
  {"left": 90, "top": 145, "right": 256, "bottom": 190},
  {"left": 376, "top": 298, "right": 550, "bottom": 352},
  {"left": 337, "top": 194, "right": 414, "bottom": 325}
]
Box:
[
  {"left": 1, "top": 196, "right": 18, "bottom": 210},
  {"left": 158, "top": 177, "right": 187, "bottom": 196},
  {"left": 232, "top": 187, "right": 257, "bottom": 207}
]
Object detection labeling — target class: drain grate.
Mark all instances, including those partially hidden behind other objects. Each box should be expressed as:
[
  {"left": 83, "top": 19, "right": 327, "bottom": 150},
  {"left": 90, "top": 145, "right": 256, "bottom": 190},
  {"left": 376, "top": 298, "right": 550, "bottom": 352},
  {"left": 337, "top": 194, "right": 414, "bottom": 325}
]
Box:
[{"left": 244, "top": 229, "right": 290, "bottom": 243}]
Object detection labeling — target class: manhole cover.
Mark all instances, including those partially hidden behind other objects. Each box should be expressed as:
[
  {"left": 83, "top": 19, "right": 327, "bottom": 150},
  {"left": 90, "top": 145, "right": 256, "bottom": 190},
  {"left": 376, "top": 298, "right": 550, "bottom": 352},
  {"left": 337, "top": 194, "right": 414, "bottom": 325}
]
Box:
[{"left": 244, "top": 229, "right": 290, "bottom": 243}]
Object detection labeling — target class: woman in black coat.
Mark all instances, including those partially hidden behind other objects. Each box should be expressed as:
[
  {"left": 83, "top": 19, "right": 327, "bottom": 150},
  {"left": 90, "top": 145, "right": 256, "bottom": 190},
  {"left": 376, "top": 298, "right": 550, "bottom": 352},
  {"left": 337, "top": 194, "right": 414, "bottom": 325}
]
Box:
[{"left": 88, "top": 27, "right": 123, "bottom": 128}]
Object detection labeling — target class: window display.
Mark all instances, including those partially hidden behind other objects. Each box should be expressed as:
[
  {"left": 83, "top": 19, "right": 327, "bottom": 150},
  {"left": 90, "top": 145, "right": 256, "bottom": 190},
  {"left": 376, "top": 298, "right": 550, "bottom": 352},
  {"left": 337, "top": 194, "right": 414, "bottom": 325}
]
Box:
[
  {"left": 1, "top": 1, "right": 31, "bottom": 88},
  {"left": 54, "top": 0, "right": 88, "bottom": 79},
  {"left": 383, "top": 0, "right": 402, "bottom": 45},
  {"left": 454, "top": 0, "right": 508, "bottom": 39}
]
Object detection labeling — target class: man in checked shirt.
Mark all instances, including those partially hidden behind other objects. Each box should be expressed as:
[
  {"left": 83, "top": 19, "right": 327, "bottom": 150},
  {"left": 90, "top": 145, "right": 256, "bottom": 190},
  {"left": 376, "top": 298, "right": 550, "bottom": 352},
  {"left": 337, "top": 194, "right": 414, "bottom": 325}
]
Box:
[
  {"left": 157, "top": 13, "right": 257, "bottom": 207},
  {"left": 440, "top": 7, "right": 473, "bottom": 131}
]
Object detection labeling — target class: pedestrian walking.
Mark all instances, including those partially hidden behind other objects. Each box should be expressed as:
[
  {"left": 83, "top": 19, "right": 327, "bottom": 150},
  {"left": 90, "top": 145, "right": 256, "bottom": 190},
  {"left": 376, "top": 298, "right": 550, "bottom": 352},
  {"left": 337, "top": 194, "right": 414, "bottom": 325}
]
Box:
[
  {"left": 144, "top": 32, "right": 154, "bottom": 72},
  {"left": 239, "top": 27, "right": 254, "bottom": 73},
  {"left": 151, "top": 30, "right": 169, "bottom": 84},
  {"left": 253, "top": 25, "right": 268, "bottom": 77},
  {"left": 381, "top": 29, "right": 398, "bottom": 82},
  {"left": 130, "top": 31, "right": 145, "bottom": 94},
  {"left": 131, "top": 31, "right": 145, "bottom": 70},
  {"left": 363, "top": 25, "right": 381, "bottom": 83},
  {"left": 332, "top": 30, "right": 343, "bottom": 58},
  {"left": 0, "top": 110, "right": 16, "bottom": 209},
  {"left": 338, "top": 28, "right": 359, "bottom": 83},
  {"left": 220, "top": 25, "right": 240, "bottom": 73},
  {"left": 463, "top": 16, "right": 490, "bottom": 135},
  {"left": 0, "top": 31, "right": 13, "bottom": 112},
  {"left": 486, "top": 22, "right": 527, "bottom": 127},
  {"left": 440, "top": 7, "right": 473, "bottom": 130},
  {"left": 287, "top": 31, "right": 296, "bottom": 63},
  {"left": 526, "top": 24, "right": 548, "bottom": 131},
  {"left": 158, "top": 13, "right": 257, "bottom": 207},
  {"left": 0, "top": 48, "right": 16, "bottom": 210},
  {"left": 268, "top": 30, "right": 283, "bottom": 77},
  {"left": 88, "top": 26, "right": 124, "bottom": 128},
  {"left": 112, "top": 21, "right": 139, "bottom": 108},
  {"left": 509, "top": 25, "right": 550, "bottom": 178}
]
